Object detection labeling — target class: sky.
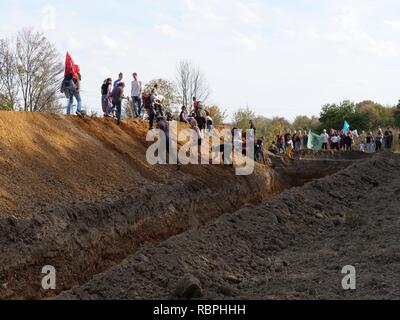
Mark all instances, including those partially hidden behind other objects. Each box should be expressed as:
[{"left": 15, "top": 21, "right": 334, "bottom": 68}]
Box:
[{"left": 1, "top": 0, "right": 400, "bottom": 121}]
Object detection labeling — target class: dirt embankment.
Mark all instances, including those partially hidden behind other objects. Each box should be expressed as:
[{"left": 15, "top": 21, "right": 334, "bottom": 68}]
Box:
[
  {"left": 0, "top": 111, "right": 373, "bottom": 299},
  {"left": 58, "top": 153, "right": 400, "bottom": 300},
  {"left": 0, "top": 112, "right": 269, "bottom": 299}
]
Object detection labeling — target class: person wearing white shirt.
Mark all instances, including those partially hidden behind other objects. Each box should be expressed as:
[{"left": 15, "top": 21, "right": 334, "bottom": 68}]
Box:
[
  {"left": 321, "top": 129, "right": 329, "bottom": 150},
  {"left": 131, "top": 73, "right": 143, "bottom": 118},
  {"left": 331, "top": 131, "right": 340, "bottom": 150}
]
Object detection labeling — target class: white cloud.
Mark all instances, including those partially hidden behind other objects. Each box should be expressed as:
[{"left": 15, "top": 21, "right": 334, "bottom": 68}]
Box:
[
  {"left": 237, "top": 2, "right": 264, "bottom": 25},
  {"left": 331, "top": 5, "right": 358, "bottom": 31},
  {"left": 67, "top": 36, "right": 82, "bottom": 51},
  {"left": 384, "top": 20, "right": 400, "bottom": 29},
  {"left": 225, "top": 33, "right": 264, "bottom": 52},
  {"left": 155, "top": 24, "right": 183, "bottom": 38},
  {"left": 101, "top": 35, "right": 119, "bottom": 51}
]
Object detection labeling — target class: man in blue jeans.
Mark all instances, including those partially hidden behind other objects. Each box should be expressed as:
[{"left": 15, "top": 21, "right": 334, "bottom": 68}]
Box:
[
  {"left": 112, "top": 82, "right": 128, "bottom": 125},
  {"left": 62, "top": 74, "right": 83, "bottom": 116},
  {"left": 131, "top": 72, "right": 143, "bottom": 118}
]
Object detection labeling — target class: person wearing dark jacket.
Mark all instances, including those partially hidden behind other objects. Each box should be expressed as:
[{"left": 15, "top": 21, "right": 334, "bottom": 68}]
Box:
[{"left": 111, "top": 82, "right": 128, "bottom": 125}]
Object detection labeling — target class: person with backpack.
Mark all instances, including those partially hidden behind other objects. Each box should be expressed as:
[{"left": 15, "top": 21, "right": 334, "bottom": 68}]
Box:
[
  {"left": 62, "top": 65, "right": 83, "bottom": 116},
  {"left": 101, "top": 78, "right": 112, "bottom": 117},
  {"left": 111, "top": 82, "right": 128, "bottom": 125},
  {"left": 195, "top": 102, "right": 207, "bottom": 130}
]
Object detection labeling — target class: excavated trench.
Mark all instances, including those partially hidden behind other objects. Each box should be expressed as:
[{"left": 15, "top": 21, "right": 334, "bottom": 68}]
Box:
[{"left": 0, "top": 152, "right": 370, "bottom": 299}]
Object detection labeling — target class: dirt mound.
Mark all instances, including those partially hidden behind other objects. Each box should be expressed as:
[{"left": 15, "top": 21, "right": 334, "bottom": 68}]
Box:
[
  {"left": 58, "top": 153, "right": 400, "bottom": 300},
  {"left": 0, "top": 111, "right": 381, "bottom": 299},
  {"left": 295, "top": 149, "right": 371, "bottom": 160},
  {"left": 0, "top": 112, "right": 157, "bottom": 219},
  {"left": 0, "top": 112, "right": 274, "bottom": 298}
]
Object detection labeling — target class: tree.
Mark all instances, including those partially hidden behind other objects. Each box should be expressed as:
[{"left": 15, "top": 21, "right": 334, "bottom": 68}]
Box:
[
  {"left": 253, "top": 116, "right": 272, "bottom": 139},
  {"left": 0, "top": 39, "right": 19, "bottom": 110},
  {"left": 356, "top": 100, "right": 395, "bottom": 129},
  {"left": 269, "top": 117, "right": 291, "bottom": 140},
  {"left": 233, "top": 106, "right": 256, "bottom": 130},
  {"left": 292, "top": 115, "right": 320, "bottom": 132},
  {"left": 319, "top": 100, "right": 356, "bottom": 130},
  {"left": 176, "top": 59, "right": 210, "bottom": 110},
  {"left": 206, "top": 105, "right": 227, "bottom": 125},
  {"left": 15, "top": 29, "right": 63, "bottom": 112},
  {"left": 394, "top": 101, "right": 400, "bottom": 129},
  {"left": 144, "top": 78, "right": 179, "bottom": 113}
]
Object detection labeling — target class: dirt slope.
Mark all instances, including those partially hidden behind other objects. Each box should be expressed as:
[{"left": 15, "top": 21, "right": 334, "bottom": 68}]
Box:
[
  {"left": 0, "top": 111, "right": 275, "bottom": 298},
  {"left": 58, "top": 153, "right": 400, "bottom": 300},
  {"left": 0, "top": 112, "right": 157, "bottom": 218},
  {"left": 0, "top": 111, "right": 378, "bottom": 300}
]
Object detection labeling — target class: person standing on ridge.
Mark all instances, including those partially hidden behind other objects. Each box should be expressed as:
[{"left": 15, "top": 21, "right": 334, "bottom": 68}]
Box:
[
  {"left": 249, "top": 120, "right": 257, "bottom": 137},
  {"left": 62, "top": 53, "right": 84, "bottom": 116},
  {"left": 101, "top": 78, "right": 112, "bottom": 117},
  {"left": 302, "top": 131, "right": 308, "bottom": 150},
  {"left": 375, "top": 129, "right": 384, "bottom": 152},
  {"left": 179, "top": 106, "right": 189, "bottom": 123},
  {"left": 366, "top": 131, "right": 374, "bottom": 153},
  {"left": 111, "top": 82, "right": 129, "bottom": 125},
  {"left": 131, "top": 73, "right": 143, "bottom": 118},
  {"left": 193, "top": 97, "right": 199, "bottom": 113},
  {"left": 384, "top": 127, "right": 393, "bottom": 150},
  {"left": 114, "top": 72, "right": 123, "bottom": 88},
  {"left": 321, "top": 129, "right": 329, "bottom": 150}
]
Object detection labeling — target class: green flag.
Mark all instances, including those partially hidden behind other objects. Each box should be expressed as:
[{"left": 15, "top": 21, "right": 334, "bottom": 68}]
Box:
[{"left": 307, "top": 131, "right": 324, "bottom": 150}]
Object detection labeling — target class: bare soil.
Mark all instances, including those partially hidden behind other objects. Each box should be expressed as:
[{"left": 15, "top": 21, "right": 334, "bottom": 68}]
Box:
[
  {"left": 1, "top": 111, "right": 396, "bottom": 300},
  {"left": 59, "top": 153, "right": 400, "bottom": 300}
]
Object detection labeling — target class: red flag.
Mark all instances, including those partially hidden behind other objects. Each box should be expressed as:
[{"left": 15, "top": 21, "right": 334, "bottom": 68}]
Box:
[
  {"left": 65, "top": 52, "right": 80, "bottom": 80},
  {"left": 65, "top": 52, "right": 75, "bottom": 76}
]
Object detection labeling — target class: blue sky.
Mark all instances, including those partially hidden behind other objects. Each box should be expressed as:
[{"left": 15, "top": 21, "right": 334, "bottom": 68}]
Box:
[{"left": 1, "top": 0, "right": 400, "bottom": 120}]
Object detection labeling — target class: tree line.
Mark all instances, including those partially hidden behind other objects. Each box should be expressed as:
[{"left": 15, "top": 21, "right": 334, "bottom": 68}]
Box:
[{"left": 0, "top": 29, "right": 63, "bottom": 112}]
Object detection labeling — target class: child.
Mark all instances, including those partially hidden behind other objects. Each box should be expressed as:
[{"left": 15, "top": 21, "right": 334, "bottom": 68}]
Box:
[{"left": 359, "top": 142, "right": 366, "bottom": 152}]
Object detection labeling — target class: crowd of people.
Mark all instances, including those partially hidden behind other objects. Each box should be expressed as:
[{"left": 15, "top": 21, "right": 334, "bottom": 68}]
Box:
[
  {"left": 268, "top": 127, "right": 398, "bottom": 156},
  {"left": 62, "top": 69, "right": 398, "bottom": 161},
  {"left": 98, "top": 72, "right": 215, "bottom": 130}
]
